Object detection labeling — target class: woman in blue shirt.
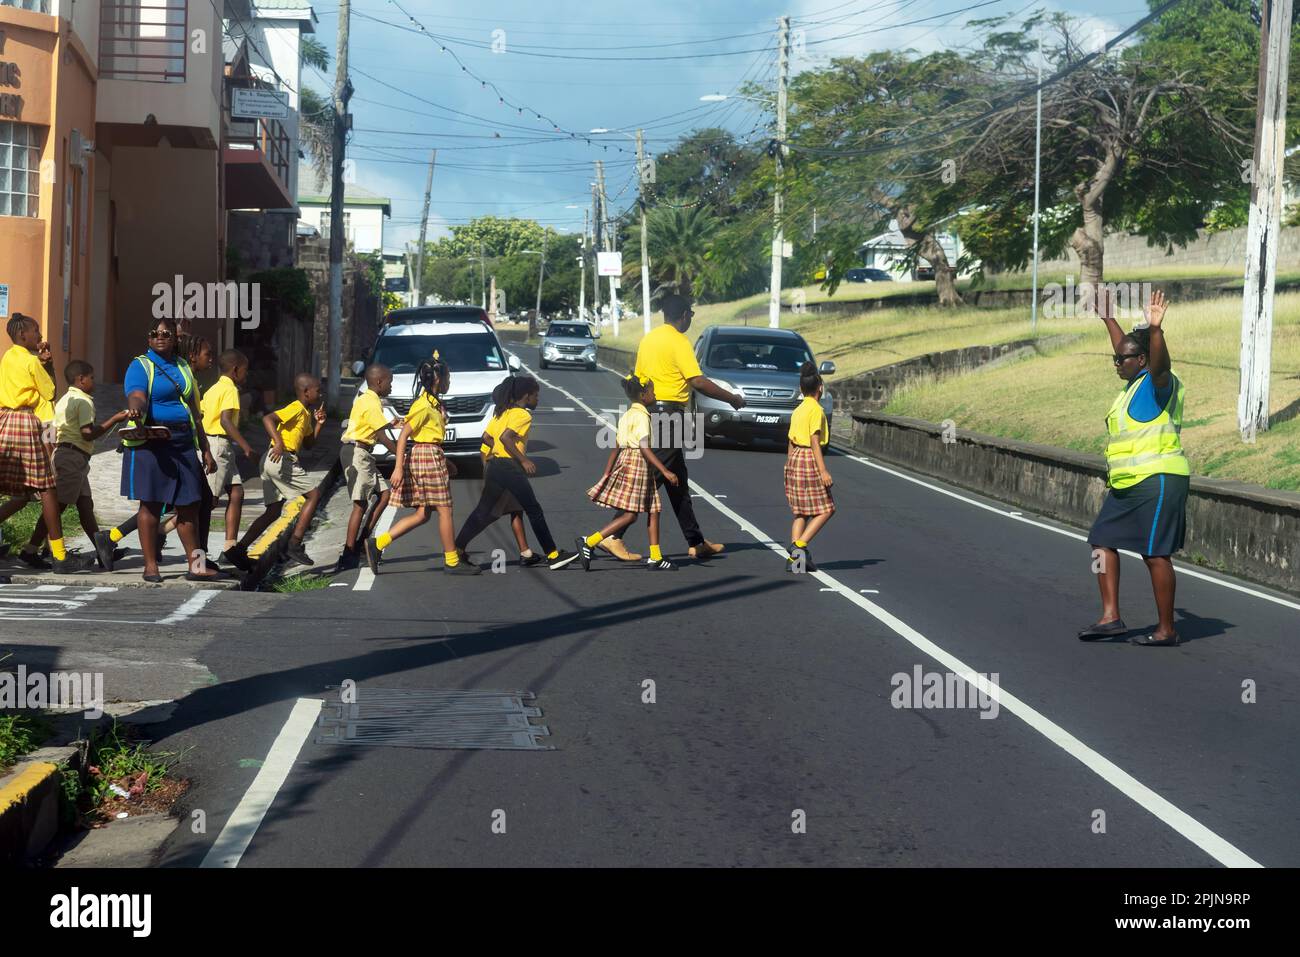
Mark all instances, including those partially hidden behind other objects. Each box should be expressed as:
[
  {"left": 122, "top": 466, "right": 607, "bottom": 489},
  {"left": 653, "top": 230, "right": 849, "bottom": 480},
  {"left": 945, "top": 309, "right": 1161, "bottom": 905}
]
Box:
[{"left": 120, "top": 316, "right": 220, "bottom": 583}]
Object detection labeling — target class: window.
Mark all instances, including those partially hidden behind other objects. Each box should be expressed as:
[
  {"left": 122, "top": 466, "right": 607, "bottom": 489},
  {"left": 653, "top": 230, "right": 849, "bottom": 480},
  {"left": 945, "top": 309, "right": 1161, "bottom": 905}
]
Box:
[
  {"left": 320, "top": 210, "right": 351, "bottom": 239},
  {"left": 706, "top": 336, "right": 811, "bottom": 372},
  {"left": 0, "top": 122, "right": 43, "bottom": 218},
  {"left": 0, "top": 0, "right": 50, "bottom": 12},
  {"left": 371, "top": 333, "right": 506, "bottom": 375}
]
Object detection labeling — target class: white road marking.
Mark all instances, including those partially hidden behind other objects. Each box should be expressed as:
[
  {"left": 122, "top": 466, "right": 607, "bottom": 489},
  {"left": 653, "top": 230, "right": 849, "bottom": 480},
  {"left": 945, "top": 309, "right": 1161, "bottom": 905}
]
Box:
[
  {"left": 156, "top": 589, "right": 219, "bottom": 624},
  {"left": 0, "top": 597, "right": 89, "bottom": 608},
  {"left": 549, "top": 406, "right": 576, "bottom": 412},
  {"left": 840, "top": 453, "right": 1300, "bottom": 614},
  {"left": 201, "top": 697, "right": 321, "bottom": 868},
  {"left": 544, "top": 352, "right": 1265, "bottom": 869},
  {"left": 353, "top": 502, "right": 398, "bottom": 592},
  {"left": 860, "top": 589, "right": 880, "bottom": 594}
]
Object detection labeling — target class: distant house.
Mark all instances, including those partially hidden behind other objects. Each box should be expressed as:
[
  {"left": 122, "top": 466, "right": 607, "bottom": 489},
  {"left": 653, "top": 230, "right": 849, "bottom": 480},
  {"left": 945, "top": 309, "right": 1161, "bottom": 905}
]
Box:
[
  {"left": 297, "top": 185, "right": 391, "bottom": 254},
  {"left": 858, "top": 225, "right": 975, "bottom": 281}
]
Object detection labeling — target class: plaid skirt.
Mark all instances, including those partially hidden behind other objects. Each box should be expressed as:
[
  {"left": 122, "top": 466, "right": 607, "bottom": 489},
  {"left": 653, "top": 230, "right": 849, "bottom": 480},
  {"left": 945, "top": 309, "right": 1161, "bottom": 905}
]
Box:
[
  {"left": 0, "top": 408, "right": 55, "bottom": 495},
  {"left": 588, "top": 446, "right": 661, "bottom": 513},
  {"left": 785, "top": 444, "right": 835, "bottom": 516},
  {"left": 394, "top": 442, "right": 452, "bottom": 508}
]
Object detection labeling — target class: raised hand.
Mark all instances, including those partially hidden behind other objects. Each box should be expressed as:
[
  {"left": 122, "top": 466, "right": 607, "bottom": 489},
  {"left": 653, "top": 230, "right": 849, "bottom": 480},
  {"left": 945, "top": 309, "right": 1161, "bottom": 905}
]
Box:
[{"left": 1144, "top": 289, "right": 1168, "bottom": 328}]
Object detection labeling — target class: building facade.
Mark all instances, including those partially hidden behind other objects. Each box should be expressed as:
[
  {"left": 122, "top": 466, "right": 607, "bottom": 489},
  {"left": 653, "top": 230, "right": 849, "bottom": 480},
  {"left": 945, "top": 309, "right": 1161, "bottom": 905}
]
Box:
[{"left": 298, "top": 184, "right": 390, "bottom": 255}]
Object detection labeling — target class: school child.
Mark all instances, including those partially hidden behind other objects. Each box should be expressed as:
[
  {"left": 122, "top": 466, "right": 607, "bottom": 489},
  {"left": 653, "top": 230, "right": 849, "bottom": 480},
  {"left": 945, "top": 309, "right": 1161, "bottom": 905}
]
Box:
[
  {"left": 454, "top": 375, "right": 578, "bottom": 570},
  {"left": 478, "top": 378, "right": 543, "bottom": 567},
  {"left": 195, "top": 349, "right": 255, "bottom": 564},
  {"left": 576, "top": 374, "right": 679, "bottom": 571},
  {"left": 0, "top": 314, "right": 94, "bottom": 572},
  {"left": 364, "top": 356, "right": 478, "bottom": 575},
  {"left": 337, "top": 363, "right": 402, "bottom": 572},
  {"left": 18, "top": 361, "right": 130, "bottom": 569},
  {"left": 784, "top": 361, "right": 835, "bottom": 572},
  {"left": 223, "top": 373, "right": 326, "bottom": 570}
]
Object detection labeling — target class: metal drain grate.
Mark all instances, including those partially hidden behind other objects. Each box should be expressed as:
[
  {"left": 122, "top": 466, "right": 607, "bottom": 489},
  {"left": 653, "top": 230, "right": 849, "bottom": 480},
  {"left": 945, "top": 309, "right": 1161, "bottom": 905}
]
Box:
[{"left": 316, "top": 688, "right": 552, "bottom": 750}]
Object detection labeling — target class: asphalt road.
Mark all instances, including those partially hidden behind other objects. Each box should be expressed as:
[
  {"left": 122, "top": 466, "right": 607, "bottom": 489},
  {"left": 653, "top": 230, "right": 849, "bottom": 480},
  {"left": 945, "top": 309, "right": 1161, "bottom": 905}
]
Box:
[{"left": 44, "top": 343, "right": 1295, "bottom": 868}]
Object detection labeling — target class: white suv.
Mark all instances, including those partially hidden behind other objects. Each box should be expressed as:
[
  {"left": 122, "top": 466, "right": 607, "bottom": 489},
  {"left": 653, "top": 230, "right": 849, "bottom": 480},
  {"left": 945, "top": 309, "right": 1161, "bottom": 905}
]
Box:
[{"left": 351, "top": 305, "right": 522, "bottom": 461}]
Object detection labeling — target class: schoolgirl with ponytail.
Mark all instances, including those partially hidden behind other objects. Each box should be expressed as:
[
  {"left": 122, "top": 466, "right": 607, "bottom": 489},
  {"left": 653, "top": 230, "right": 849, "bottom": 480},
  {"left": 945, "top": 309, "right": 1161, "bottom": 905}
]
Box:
[
  {"left": 477, "top": 377, "right": 541, "bottom": 566},
  {"left": 783, "top": 361, "right": 835, "bottom": 572},
  {"left": 365, "top": 352, "right": 479, "bottom": 575}
]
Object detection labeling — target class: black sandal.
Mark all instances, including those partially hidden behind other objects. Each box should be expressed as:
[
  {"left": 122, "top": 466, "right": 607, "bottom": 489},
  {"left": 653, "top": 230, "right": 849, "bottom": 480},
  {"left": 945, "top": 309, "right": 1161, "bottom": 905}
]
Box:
[
  {"left": 1076, "top": 619, "right": 1127, "bottom": 641},
  {"left": 1130, "top": 632, "right": 1181, "bottom": 647},
  {"left": 142, "top": 573, "right": 163, "bottom": 584}
]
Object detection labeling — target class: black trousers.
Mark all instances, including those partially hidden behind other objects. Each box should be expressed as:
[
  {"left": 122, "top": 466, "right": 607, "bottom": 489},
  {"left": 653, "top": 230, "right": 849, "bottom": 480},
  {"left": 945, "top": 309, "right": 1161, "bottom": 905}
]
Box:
[
  {"left": 648, "top": 403, "right": 703, "bottom": 548},
  {"left": 456, "top": 458, "right": 557, "bottom": 555}
]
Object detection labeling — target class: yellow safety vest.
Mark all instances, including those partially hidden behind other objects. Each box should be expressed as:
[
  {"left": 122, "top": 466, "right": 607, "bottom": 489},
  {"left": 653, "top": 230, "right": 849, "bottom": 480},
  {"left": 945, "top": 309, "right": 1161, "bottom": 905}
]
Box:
[
  {"left": 1104, "top": 371, "right": 1189, "bottom": 490},
  {"left": 121, "top": 355, "right": 200, "bottom": 450}
]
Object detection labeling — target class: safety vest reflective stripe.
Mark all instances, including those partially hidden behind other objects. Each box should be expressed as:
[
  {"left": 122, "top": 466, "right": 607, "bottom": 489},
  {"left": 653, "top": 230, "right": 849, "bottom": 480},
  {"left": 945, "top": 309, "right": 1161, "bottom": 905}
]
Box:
[
  {"left": 121, "top": 356, "right": 199, "bottom": 450},
  {"left": 1104, "top": 371, "right": 1188, "bottom": 489}
]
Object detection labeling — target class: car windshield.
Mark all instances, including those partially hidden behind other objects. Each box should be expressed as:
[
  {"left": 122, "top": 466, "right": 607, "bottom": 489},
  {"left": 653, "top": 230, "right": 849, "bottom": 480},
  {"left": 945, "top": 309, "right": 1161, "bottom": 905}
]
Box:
[
  {"left": 547, "top": 324, "right": 591, "bottom": 338},
  {"left": 371, "top": 334, "right": 506, "bottom": 375},
  {"left": 706, "top": 336, "right": 812, "bottom": 372}
]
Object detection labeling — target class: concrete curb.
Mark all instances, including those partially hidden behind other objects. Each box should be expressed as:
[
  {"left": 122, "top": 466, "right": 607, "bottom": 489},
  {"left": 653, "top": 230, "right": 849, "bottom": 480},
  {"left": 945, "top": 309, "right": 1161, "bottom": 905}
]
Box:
[{"left": 0, "top": 741, "right": 81, "bottom": 866}]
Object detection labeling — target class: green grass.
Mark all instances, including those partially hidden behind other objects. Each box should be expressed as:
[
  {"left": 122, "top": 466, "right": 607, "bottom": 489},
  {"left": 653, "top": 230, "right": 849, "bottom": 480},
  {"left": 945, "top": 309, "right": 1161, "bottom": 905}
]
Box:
[
  {"left": 0, "top": 503, "right": 85, "bottom": 550},
  {"left": 268, "top": 572, "right": 332, "bottom": 593},
  {"left": 884, "top": 292, "right": 1300, "bottom": 491},
  {"left": 0, "top": 712, "right": 52, "bottom": 771},
  {"left": 78, "top": 721, "right": 184, "bottom": 808}
]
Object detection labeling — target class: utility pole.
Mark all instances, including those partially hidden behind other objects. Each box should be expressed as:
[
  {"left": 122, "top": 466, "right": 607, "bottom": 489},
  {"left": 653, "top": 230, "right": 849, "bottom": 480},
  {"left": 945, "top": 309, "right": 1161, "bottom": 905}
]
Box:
[
  {"left": 636, "top": 128, "right": 652, "bottom": 335},
  {"left": 579, "top": 208, "right": 588, "bottom": 321},
  {"left": 413, "top": 149, "right": 436, "bottom": 307},
  {"left": 591, "top": 181, "right": 602, "bottom": 318},
  {"left": 1240, "top": 0, "right": 1293, "bottom": 442},
  {"left": 1030, "top": 35, "right": 1043, "bottom": 337},
  {"left": 769, "top": 15, "right": 790, "bottom": 330},
  {"left": 488, "top": 274, "right": 497, "bottom": 322},
  {"left": 326, "top": 0, "right": 352, "bottom": 409},
  {"left": 534, "top": 230, "right": 547, "bottom": 333},
  {"left": 597, "top": 159, "right": 618, "bottom": 337},
  {"left": 478, "top": 241, "right": 486, "bottom": 309}
]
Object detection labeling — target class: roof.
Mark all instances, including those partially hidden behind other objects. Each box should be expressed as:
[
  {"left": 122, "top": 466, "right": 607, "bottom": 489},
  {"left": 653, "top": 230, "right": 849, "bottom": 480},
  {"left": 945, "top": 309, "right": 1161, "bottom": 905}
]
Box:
[
  {"left": 252, "top": 0, "right": 319, "bottom": 30},
  {"left": 711, "top": 325, "right": 801, "bottom": 340},
  {"left": 298, "top": 185, "right": 391, "bottom": 216},
  {"left": 379, "top": 322, "right": 492, "bottom": 338}
]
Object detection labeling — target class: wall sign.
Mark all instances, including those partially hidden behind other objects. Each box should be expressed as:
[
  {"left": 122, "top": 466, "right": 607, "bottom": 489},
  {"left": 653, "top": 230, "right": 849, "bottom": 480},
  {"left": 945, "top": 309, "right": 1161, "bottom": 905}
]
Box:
[
  {"left": 232, "top": 88, "right": 289, "bottom": 120},
  {"left": 0, "top": 31, "right": 23, "bottom": 119}
]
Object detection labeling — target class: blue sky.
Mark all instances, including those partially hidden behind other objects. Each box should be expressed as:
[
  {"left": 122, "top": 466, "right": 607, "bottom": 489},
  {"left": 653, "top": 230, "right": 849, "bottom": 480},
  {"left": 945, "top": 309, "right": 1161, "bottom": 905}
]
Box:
[{"left": 301, "top": 0, "right": 1158, "bottom": 252}]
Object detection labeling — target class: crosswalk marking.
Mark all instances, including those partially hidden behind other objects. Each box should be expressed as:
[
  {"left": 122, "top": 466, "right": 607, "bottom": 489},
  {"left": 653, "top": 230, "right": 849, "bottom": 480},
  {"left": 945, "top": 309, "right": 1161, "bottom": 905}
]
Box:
[{"left": 0, "top": 583, "right": 220, "bottom": 624}]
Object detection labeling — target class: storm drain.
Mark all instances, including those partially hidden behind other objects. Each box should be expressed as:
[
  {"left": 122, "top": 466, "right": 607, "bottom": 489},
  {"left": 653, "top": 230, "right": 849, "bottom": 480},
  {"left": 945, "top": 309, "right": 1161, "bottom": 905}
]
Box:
[{"left": 316, "top": 687, "right": 552, "bottom": 751}]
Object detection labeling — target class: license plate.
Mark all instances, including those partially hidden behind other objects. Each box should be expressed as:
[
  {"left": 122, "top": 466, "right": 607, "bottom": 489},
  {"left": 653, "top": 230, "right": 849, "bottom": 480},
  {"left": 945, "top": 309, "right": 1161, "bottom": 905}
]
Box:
[
  {"left": 444, "top": 428, "right": 456, "bottom": 442},
  {"left": 755, "top": 415, "right": 780, "bottom": 424}
]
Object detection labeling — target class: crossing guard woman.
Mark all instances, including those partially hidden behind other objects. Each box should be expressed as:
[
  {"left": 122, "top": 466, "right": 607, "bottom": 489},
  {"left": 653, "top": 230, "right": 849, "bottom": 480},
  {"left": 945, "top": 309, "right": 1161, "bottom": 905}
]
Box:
[{"left": 1078, "top": 289, "right": 1188, "bottom": 647}]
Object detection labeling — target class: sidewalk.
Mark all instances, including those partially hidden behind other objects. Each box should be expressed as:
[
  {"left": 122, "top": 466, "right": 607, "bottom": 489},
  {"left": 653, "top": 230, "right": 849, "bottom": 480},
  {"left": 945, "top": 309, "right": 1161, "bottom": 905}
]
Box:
[{"left": 0, "top": 381, "right": 354, "bottom": 588}]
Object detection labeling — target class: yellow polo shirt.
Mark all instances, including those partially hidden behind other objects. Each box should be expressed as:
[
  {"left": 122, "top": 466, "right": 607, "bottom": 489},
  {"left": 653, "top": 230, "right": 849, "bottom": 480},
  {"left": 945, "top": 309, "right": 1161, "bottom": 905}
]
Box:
[
  {"left": 788, "top": 396, "right": 828, "bottom": 447},
  {"left": 343, "top": 389, "right": 392, "bottom": 444},
  {"left": 404, "top": 392, "right": 445, "bottom": 443},
  {"left": 633, "top": 324, "right": 701, "bottom": 404},
  {"left": 273, "top": 399, "right": 312, "bottom": 453},
  {"left": 200, "top": 375, "right": 241, "bottom": 437},
  {"left": 483, "top": 406, "right": 531, "bottom": 459},
  {"left": 55, "top": 386, "right": 96, "bottom": 454},
  {"left": 0, "top": 345, "right": 55, "bottom": 411},
  {"left": 617, "top": 402, "right": 652, "bottom": 448}
]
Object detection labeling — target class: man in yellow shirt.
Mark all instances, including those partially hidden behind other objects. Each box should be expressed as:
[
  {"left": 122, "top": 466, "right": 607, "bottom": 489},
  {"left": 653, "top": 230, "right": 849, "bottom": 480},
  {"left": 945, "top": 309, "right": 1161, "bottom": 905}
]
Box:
[
  {"left": 0, "top": 314, "right": 94, "bottom": 572},
  {"left": 633, "top": 293, "right": 746, "bottom": 560},
  {"left": 224, "top": 373, "right": 326, "bottom": 570}
]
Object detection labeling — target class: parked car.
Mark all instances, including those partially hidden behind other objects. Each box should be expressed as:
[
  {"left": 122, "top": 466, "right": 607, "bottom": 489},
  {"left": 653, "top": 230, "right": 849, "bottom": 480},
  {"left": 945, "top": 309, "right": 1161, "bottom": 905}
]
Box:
[
  {"left": 914, "top": 265, "right": 935, "bottom": 281},
  {"left": 351, "top": 305, "right": 521, "bottom": 461},
  {"left": 845, "top": 267, "right": 893, "bottom": 283},
  {"left": 540, "top": 320, "right": 598, "bottom": 370},
  {"left": 690, "top": 326, "right": 835, "bottom": 446}
]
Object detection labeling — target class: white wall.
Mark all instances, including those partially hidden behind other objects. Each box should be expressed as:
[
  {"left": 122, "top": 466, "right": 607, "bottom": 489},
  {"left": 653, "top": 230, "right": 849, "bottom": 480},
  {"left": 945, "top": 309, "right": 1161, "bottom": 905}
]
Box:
[{"left": 298, "top": 203, "right": 385, "bottom": 254}]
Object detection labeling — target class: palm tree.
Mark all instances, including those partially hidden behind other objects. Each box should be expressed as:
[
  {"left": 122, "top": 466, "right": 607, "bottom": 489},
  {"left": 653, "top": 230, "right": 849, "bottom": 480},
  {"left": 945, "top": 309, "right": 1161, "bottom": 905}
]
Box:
[
  {"left": 629, "top": 202, "right": 719, "bottom": 300},
  {"left": 298, "top": 37, "right": 332, "bottom": 192}
]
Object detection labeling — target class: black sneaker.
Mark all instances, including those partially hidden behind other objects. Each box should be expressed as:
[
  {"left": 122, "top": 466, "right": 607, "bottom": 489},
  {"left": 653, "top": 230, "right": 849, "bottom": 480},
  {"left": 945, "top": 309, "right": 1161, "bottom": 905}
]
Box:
[
  {"left": 52, "top": 553, "right": 95, "bottom": 574},
  {"left": 548, "top": 548, "right": 579, "bottom": 570},
  {"left": 645, "top": 556, "right": 678, "bottom": 571},
  {"left": 363, "top": 537, "right": 381, "bottom": 575},
  {"left": 94, "top": 530, "right": 115, "bottom": 566},
  {"left": 285, "top": 540, "right": 313, "bottom": 567},
  {"left": 519, "top": 552, "right": 544, "bottom": 567},
  {"left": 335, "top": 548, "right": 360, "bottom": 573},
  {"left": 444, "top": 560, "right": 482, "bottom": 576},
  {"left": 576, "top": 537, "right": 593, "bottom": 571},
  {"left": 789, "top": 544, "right": 817, "bottom": 573},
  {"left": 19, "top": 549, "right": 52, "bottom": 570},
  {"left": 224, "top": 544, "right": 252, "bottom": 572}
]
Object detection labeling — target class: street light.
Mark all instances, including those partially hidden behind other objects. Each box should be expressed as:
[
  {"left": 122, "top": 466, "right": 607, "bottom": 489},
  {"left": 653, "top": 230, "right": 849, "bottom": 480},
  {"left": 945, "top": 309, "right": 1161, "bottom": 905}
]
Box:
[
  {"left": 517, "top": 246, "right": 547, "bottom": 338},
  {"left": 590, "top": 126, "right": 652, "bottom": 334}
]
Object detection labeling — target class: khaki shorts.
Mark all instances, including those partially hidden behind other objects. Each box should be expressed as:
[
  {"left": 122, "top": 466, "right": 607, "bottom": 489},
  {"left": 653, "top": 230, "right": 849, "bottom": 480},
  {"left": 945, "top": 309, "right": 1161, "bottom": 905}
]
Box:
[
  {"left": 341, "top": 442, "right": 389, "bottom": 502},
  {"left": 261, "top": 450, "right": 317, "bottom": 505},
  {"left": 207, "top": 435, "right": 243, "bottom": 496},
  {"left": 53, "top": 446, "right": 92, "bottom": 504}
]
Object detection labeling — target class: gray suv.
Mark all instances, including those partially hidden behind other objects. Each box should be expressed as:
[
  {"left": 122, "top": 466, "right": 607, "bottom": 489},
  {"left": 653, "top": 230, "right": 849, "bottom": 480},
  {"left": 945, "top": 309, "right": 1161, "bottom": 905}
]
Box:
[
  {"left": 690, "top": 326, "right": 835, "bottom": 445},
  {"left": 540, "top": 320, "right": 598, "bottom": 370}
]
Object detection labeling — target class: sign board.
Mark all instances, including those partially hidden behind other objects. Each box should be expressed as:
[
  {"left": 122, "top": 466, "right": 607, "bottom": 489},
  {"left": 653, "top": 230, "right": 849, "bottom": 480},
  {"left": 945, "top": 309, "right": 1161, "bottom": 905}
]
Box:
[
  {"left": 0, "top": 283, "right": 8, "bottom": 318},
  {"left": 232, "top": 88, "right": 290, "bottom": 120},
  {"left": 597, "top": 251, "right": 623, "bottom": 277}
]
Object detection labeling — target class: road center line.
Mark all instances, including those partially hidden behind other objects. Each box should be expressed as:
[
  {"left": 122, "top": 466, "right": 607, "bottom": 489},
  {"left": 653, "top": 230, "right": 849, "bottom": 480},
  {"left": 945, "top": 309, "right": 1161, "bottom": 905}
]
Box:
[
  {"left": 156, "top": 589, "right": 219, "bottom": 624},
  {"left": 200, "top": 697, "right": 321, "bottom": 868},
  {"left": 532, "top": 352, "right": 1263, "bottom": 869}
]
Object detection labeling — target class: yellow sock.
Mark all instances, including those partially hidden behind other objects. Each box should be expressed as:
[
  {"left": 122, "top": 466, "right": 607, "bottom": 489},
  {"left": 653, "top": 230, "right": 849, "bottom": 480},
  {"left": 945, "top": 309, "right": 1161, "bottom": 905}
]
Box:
[
  {"left": 109, "top": 527, "right": 123, "bottom": 543},
  {"left": 444, "top": 550, "right": 460, "bottom": 567},
  {"left": 794, "top": 539, "right": 808, "bottom": 549},
  {"left": 585, "top": 532, "right": 604, "bottom": 548},
  {"left": 49, "top": 538, "right": 66, "bottom": 561},
  {"left": 376, "top": 532, "right": 393, "bottom": 550},
  {"left": 547, "top": 549, "right": 559, "bottom": 560},
  {"left": 650, "top": 544, "right": 663, "bottom": 561}
]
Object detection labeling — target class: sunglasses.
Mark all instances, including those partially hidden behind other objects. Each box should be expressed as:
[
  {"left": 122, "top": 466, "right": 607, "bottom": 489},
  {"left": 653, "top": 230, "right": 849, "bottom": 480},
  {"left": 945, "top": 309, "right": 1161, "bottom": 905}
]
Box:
[
  {"left": 1112, "top": 353, "right": 1141, "bottom": 364},
  {"left": 149, "top": 330, "right": 175, "bottom": 340}
]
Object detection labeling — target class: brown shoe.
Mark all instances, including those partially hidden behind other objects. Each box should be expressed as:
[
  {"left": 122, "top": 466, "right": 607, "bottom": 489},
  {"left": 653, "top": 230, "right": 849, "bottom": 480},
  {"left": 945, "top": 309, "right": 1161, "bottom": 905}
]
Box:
[
  {"left": 597, "top": 537, "right": 642, "bottom": 562},
  {"left": 688, "top": 540, "right": 725, "bottom": 560}
]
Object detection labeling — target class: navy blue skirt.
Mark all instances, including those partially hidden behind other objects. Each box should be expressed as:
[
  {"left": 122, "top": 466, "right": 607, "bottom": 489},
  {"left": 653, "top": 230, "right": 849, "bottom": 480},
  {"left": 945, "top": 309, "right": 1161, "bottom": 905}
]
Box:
[
  {"left": 1088, "top": 472, "right": 1189, "bottom": 557},
  {"left": 120, "top": 428, "right": 206, "bottom": 507}
]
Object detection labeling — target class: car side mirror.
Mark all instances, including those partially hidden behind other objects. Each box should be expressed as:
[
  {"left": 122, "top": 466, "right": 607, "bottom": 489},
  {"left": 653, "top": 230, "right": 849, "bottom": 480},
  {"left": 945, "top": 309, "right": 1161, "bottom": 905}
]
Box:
[
  {"left": 507, "top": 354, "right": 522, "bottom": 371},
  {"left": 351, "top": 360, "right": 365, "bottom": 376},
  {"left": 818, "top": 360, "right": 836, "bottom": 376}
]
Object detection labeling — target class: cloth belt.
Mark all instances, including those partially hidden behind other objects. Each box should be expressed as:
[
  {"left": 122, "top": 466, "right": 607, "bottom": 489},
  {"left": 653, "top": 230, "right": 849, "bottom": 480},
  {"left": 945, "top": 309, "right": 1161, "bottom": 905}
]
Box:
[
  {"left": 648, "top": 401, "right": 687, "bottom": 413},
  {"left": 56, "top": 443, "right": 91, "bottom": 456}
]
